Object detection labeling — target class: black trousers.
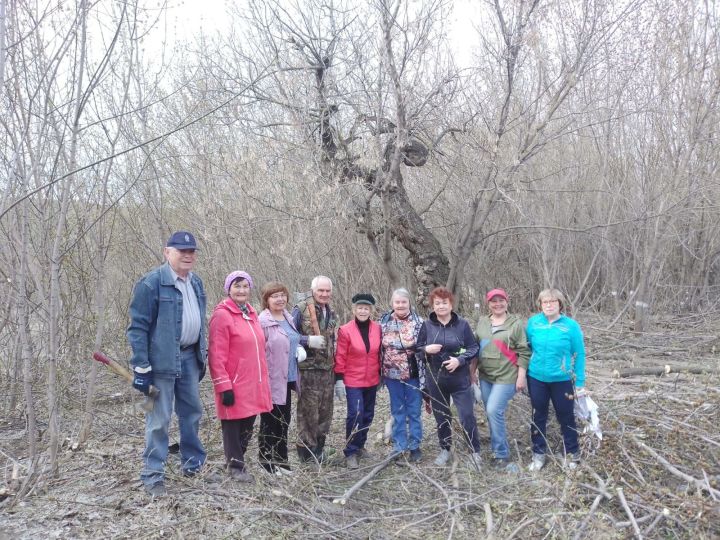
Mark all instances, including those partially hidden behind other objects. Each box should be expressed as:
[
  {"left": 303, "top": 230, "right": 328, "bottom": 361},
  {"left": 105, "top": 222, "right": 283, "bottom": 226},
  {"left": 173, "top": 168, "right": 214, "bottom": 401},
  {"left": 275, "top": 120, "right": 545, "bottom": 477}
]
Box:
[
  {"left": 426, "top": 368, "right": 481, "bottom": 453},
  {"left": 259, "top": 383, "right": 293, "bottom": 471},
  {"left": 221, "top": 416, "right": 256, "bottom": 471}
]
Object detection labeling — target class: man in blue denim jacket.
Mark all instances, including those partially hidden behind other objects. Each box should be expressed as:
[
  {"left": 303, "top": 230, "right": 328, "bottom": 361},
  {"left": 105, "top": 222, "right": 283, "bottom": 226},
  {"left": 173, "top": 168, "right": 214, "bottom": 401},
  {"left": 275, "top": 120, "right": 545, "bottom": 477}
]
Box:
[{"left": 127, "top": 231, "right": 208, "bottom": 497}]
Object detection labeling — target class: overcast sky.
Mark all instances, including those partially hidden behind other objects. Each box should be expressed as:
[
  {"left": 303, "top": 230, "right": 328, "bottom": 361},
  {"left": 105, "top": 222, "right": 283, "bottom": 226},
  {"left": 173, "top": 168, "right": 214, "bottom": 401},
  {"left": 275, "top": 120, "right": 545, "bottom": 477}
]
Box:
[{"left": 154, "top": 0, "right": 481, "bottom": 67}]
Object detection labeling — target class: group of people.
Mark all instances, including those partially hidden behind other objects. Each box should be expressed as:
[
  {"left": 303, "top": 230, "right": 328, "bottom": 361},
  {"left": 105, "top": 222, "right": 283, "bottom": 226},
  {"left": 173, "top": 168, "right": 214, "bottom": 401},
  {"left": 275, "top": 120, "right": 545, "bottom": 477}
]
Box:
[{"left": 127, "top": 231, "right": 588, "bottom": 497}]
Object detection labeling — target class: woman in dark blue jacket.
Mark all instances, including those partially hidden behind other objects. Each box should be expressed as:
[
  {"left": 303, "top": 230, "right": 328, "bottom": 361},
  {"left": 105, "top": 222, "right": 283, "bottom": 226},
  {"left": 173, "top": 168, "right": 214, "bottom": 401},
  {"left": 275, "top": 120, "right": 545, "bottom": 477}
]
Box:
[{"left": 417, "top": 287, "right": 481, "bottom": 469}]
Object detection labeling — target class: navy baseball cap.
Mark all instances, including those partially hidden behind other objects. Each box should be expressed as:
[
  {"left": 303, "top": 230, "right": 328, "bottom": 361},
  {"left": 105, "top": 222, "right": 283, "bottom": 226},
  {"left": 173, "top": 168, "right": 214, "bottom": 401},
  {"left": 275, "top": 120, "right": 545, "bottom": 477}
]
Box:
[{"left": 166, "top": 231, "right": 198, "bottom": 250}]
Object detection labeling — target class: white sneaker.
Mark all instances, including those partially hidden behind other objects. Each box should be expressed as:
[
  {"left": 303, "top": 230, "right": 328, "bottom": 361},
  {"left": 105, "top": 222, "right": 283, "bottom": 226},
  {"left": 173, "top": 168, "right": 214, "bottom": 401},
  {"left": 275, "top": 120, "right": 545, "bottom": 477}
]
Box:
[
  {"left": 434, "top": 449, "right": 452, "bottom": 466},
  {"left": 565, "top": 452, "right": 581, "bottom": 470},
  {"left": 470, "top": 452, "right": 482, "bottom": 470},
  {"left": 528, "top": 453, "right": 546, "bottom": 472}
]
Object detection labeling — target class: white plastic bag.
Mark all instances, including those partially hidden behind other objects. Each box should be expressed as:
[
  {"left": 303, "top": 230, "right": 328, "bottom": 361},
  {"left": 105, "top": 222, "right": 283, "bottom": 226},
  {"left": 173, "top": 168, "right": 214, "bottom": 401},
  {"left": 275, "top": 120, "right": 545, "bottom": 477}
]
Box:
[{"left": 574, "top": 395, "right": 602, "bottom": 440}]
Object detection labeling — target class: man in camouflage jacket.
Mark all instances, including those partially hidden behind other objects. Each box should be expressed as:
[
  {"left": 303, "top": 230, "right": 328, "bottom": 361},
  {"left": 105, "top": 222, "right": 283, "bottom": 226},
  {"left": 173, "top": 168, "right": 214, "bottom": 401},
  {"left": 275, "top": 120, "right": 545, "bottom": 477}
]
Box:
[{"left": 292, "top": 275, "right": 337, "bottom": 462}]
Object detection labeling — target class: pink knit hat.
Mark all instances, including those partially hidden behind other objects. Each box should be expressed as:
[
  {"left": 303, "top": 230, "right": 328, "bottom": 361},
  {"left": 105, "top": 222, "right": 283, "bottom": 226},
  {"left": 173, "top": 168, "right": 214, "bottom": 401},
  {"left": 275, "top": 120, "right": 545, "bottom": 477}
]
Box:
[{"left": 224, "top": 271, "right": 253, "bottom": 294}]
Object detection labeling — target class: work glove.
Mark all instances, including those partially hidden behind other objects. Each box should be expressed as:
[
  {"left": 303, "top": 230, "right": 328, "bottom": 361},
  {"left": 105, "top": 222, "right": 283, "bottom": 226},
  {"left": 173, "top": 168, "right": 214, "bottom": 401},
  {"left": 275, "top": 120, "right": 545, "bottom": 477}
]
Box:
[
  {"left": 221, "top": 390, "right": 235, "bottom": 407},
  {"left": 472, "top": 383, "right": 483, "bottom": 404},
  {"left": 307, "top": 335, "right": 327, "bottom": 349},
  {"left": 334, "top": 380, "right": 346, "bottom": 401},
  {"left": 132, "top": 368, "right": 153, "bottom": 396},
  {"left": 296, "top": 345, "right": 307, "bottom": 363}
]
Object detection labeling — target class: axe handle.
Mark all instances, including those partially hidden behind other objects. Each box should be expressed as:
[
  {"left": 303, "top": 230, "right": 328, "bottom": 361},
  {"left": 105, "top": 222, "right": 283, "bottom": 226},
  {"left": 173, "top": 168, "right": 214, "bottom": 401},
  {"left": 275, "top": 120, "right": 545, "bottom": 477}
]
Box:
[
  {"left": 93, "top": 351, "right": 133, "bottom": 383},
  {"left": 93, "top": 351, "right": 160, "bottom": 399}
]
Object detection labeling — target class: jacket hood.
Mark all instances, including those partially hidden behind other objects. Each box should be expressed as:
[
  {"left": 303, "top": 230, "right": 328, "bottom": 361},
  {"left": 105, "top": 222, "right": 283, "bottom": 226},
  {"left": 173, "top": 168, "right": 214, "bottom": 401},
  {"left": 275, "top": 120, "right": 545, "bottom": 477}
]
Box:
[
  {"left": 428, "top": 311, "right": 460, "bottom": 326},
  {"left": 483, "top": 313, "right": 522, "bottom": 325},
  {"left": 215, "top": 298, "right": 258, "bottom": 316},
  {"left": 380, "top": 309, "right": 422, "bottom": 324},
  {"left": 258, "top": 308, "right": 293, "bottom": 328}
]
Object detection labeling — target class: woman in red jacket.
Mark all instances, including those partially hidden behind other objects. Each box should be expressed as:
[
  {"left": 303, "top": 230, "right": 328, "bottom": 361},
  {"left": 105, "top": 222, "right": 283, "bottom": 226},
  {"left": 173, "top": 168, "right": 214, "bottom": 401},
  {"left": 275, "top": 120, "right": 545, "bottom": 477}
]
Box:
[
  {"left": 334, "top": 293, "right": 382, "bottom": 470},
  {"left": 208, "top": 271, "right": 272, "bottom": 483}
]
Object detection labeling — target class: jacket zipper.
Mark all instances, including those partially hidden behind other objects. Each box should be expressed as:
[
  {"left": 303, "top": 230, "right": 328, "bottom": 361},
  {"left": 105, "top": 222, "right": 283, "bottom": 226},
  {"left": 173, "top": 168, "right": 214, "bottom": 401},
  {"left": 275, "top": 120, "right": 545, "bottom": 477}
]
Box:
[{"left": 246, "top": 316, "right": 262, "bottom": 383}]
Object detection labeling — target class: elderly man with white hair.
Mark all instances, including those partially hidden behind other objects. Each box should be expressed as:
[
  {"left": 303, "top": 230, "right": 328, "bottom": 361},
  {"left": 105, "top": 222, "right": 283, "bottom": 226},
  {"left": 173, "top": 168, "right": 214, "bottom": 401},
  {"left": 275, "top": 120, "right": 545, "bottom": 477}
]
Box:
[
  {"left": 291, "top": 276, "right": 337, "bottom": 463},
  {"left": 127, "top": 231, "right": 208, "bottom": 497}
]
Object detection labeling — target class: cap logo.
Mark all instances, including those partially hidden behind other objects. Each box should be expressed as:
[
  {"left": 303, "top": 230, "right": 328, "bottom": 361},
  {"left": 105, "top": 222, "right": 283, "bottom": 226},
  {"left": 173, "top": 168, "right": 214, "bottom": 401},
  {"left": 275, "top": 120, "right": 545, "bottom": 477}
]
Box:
[{"left": 184, "top": 234, "right": 190, "bottom": 242}]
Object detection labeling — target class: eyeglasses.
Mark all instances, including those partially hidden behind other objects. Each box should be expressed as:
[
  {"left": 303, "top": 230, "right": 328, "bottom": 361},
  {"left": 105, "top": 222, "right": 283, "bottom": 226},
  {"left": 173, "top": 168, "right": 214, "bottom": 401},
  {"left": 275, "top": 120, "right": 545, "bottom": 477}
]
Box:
[
  {"left": 541, "top": 299, "right": 559, "bottom": 305},
  {"left": 269, "top": 293, "right": 287, "bottom": 300}
]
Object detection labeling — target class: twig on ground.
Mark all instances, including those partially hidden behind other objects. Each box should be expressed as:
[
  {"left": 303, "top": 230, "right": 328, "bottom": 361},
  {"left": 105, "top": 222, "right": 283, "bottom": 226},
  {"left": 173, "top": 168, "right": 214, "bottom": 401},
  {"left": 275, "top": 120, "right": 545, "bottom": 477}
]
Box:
[
  {"left": 619, "top": 445, "right": 646, "bottom": 484},
  {"left": 616, "top": 487, "right": 642, "bottom": 539},
  {"left": 483, "top": 502, "right": 494, "bottom": 538},
  {"left": 642, "top": 509, "right": 667, "bottom": 536},
  {"left": 613, "top": 366, "right": 718, "bottom": 377},
  {"left": 506, "top": 516, "right": 538, "bottom": 539},
  {"left": 614, "top": 514, "right": 653, "bottom": 528},
  {"left": 630, "top": 435, "right": 720, "bottom": 499},
  {"left": 572, "top": 494, "right": 603, "bottom": 540},
  {"left": 332, "top": 452, "right": 396, "bottom": 505}
]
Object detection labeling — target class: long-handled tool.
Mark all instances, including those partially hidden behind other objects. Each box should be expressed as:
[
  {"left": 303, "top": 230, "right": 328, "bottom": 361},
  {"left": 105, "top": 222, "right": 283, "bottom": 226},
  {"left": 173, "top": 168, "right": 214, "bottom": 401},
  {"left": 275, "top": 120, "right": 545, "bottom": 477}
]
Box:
[{"left": 92, "top": 351, "right": 159, "bottom": 412}]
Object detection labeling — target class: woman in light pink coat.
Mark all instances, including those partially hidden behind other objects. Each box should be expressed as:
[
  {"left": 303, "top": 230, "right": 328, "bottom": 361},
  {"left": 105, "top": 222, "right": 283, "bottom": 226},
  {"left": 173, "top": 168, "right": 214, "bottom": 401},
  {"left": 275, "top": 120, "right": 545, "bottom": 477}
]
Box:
[
  {"left": 208, "top": 271, "right": 272, "bottom": 483},
  {"left": 257, "top": 281, "right": 305, "bottom": 474}
]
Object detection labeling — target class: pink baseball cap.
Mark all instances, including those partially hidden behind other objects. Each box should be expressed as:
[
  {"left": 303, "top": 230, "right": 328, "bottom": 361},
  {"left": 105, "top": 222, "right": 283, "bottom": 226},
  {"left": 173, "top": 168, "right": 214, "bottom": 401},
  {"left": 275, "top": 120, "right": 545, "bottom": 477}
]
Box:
[{"left": 486, "top": 288, "right": 508, "bottom": 302}]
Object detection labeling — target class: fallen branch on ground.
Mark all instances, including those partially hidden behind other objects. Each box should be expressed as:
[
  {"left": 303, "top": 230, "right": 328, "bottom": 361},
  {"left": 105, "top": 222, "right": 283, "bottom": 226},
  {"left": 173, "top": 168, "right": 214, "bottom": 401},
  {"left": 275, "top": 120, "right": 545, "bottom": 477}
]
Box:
[
  {"left": 332, "top": 452, "right": 396, "bottom": 505},
  {"left": 616, "top": 487, "right": 642, "bottom": 539},
  {"left": 613, "top": 365, "right": 718, "bottom": 377},
  {"left": 630, "top": 435, "right": 720, "bottom": 499}
]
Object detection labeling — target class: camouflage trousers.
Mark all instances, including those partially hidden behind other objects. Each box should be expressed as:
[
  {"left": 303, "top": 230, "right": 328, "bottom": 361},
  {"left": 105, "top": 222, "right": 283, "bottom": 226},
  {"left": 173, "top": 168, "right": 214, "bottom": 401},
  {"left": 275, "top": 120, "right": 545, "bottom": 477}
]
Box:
[{"left": 296, "top": 369, "right": 335, "bottom": 449}]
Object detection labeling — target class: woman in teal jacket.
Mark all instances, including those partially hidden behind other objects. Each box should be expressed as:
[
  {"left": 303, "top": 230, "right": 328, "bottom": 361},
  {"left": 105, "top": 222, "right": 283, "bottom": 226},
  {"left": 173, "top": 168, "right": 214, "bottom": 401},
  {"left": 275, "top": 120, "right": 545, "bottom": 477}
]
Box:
[
  {"left": 525, "top": 288, "right": 586, "bottom": 472},
  {"left": 474, "top": 288, "right": 530, "bottom": 471}
]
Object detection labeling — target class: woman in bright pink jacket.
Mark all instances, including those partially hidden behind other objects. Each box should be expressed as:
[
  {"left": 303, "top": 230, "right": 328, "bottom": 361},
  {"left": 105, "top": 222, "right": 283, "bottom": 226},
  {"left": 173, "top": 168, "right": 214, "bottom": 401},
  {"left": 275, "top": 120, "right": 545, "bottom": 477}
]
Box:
[
  {"left": 208, "top": 271, "right": 272, "bottom": 483},
  {"left": 334, "top": 293, "right": 381, "bottom": 470}
]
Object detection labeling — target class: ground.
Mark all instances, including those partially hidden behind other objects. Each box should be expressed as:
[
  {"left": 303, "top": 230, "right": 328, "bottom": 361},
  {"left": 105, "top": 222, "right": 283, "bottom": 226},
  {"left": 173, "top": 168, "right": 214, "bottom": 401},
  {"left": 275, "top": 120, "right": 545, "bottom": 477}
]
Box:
[{"left": 1, "top": 315, "right": 719, "bottom": 539}]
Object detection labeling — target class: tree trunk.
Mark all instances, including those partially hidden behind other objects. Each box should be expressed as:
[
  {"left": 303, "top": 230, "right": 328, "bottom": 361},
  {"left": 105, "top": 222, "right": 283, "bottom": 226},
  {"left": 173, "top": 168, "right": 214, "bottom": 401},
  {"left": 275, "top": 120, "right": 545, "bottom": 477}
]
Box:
[
  {"left": 47, "top": 0, "right": 89, "bottom": 473},
  {"left": 19, "top": 203, "right": 37, "bottom": 460},
  {"left": 0, "top": 0, "right": 5, "bottom": 87}
]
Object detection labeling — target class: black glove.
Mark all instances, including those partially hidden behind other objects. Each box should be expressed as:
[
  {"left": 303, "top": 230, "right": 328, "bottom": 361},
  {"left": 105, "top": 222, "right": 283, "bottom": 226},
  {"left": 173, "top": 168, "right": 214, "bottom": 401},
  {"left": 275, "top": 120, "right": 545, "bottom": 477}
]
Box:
[
  {"left": 198, "top": 361, "right": 206, "bottom": 382},
  {"left": 221, "top": 390, "right": 235, "bottom": 407},
  {"left": 132, "top": 368, "right": 153, "bottom": 396}
]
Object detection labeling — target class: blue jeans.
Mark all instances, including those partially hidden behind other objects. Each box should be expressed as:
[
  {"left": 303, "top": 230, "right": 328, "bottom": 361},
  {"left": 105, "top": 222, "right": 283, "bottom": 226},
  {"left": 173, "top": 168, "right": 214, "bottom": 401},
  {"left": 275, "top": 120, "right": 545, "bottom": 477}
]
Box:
[
  {"left": 141, "top": 348, "right": 206, "bottom": 486},
  {"left": 480, "top": 380, "right": 516, "bottom": 459},
  {"left": 344, "top": 385, "right": 377, "bottom": 457},
  {"left": 426, "top": 369, "right": 480, "bottom": 452},
  {"left": 386, "top": 378, "right": 423, "bottom": 452},
  {"left": 527, "top": 376, "right": 578, "bottom": 455}
]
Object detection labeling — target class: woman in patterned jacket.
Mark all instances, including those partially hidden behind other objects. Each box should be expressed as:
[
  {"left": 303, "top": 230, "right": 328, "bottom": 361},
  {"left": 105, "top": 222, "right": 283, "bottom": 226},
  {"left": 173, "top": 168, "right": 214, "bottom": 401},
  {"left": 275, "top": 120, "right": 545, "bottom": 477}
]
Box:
[{"left": 380, "top": 288, "right": 425, "bottom": 462}]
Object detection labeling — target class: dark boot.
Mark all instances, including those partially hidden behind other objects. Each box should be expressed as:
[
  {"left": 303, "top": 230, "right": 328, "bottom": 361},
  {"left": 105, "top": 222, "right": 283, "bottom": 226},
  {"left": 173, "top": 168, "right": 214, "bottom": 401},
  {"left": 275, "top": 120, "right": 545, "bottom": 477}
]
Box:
[
  {"left": 296, "top": 445, "right": 314, "bottom": 463},
  {"left": 312, "top": 436, "right": 337, "bottom": 464},
  {"left": 313, "top": 434, "right": 328, "bottom": 463}
]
